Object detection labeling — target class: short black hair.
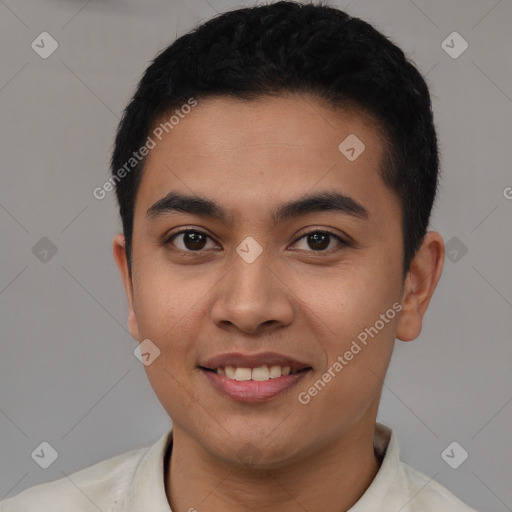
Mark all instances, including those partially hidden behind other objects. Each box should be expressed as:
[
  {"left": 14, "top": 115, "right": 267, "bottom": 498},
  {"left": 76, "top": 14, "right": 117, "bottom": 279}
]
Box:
[{"left": 111, "top": 0, "right": 439, "bottom": 279}]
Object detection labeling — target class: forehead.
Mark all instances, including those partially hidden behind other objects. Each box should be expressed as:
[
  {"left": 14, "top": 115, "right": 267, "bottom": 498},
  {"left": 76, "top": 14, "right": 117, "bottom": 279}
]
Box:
[{"left": 134, "top": 94, "right": 397, "bottom": 226}]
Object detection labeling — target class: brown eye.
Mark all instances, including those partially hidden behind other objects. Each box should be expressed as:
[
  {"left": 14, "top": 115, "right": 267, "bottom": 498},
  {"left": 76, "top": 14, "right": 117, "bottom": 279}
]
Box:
[
  {"left": 292, "top": 230, "right": 348, "bottom": 252},
  {"left": 167, "top": 230, "right": 217, "bottom": 251},
  {"left": 306, "top": 232, "right": 330, "bottom": 250}
]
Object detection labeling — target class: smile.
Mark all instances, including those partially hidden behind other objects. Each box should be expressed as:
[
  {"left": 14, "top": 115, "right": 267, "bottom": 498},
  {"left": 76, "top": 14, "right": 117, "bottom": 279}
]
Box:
[
  {"left": 198, "top": 351, "right": 312, "bottom": 402},
  {"left": 206, "top": 364, "right": 304, "bottom": 381}
]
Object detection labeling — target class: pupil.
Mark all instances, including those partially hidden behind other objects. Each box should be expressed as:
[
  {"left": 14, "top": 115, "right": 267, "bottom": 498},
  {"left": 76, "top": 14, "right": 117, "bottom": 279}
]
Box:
[
  {"left": 184, "top": 231, "right": 206, "bottom": 250},
  {"left": 308, "top": 232, "right": 329, "bottom": 250}
]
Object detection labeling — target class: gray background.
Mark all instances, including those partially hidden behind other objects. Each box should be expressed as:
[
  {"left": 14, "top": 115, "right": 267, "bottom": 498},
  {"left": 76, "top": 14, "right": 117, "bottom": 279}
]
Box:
[{"left": 1, "top": 0, "right": 511, "bottom": 510}]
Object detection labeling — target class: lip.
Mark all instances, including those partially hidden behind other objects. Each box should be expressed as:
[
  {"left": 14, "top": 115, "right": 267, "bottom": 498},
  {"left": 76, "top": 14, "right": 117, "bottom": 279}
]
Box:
[
  {"left": 200, "top": 367, "right": 311, "bottom": 403},
  {"left": 199, "top": 351, "right": 311, "bottom": 373},
  {"left": 198, "top": 351, "right": 312, "bottom": 403}
]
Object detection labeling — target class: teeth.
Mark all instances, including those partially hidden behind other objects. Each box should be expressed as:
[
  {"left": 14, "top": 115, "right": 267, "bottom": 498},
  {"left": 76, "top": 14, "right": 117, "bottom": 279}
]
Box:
[
  {"left": 216, "top": 365, "right": 295, "bottom": 381},
  {"left": 234, "top": 367, "right": 252, "bottom": 381},
  {"left": 269, "top": 365, "right": 282, "bottom": 378},
  {"left": 252, "top": 365, "right": 270, "bottom": 381},
  {"left": 225, "top": 365, "right": 236, "bottom": 379}
]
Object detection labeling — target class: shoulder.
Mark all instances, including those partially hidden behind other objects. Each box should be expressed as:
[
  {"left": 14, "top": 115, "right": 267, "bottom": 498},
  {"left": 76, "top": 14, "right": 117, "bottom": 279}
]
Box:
[
  {"left": 0, "top": 444, "right": 150, "bottom": 512},
  {"left": 374, "top": 423, "right": 480, "bottom": 512},
  {"left": 397, "top": 461, "right": 480, "bottom": 512}
]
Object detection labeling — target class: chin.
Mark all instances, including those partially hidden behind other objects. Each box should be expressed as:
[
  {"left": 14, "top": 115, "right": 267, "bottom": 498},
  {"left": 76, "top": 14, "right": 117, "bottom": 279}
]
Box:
[{"left": 204, "top": 428, "right": 304, "bottom": 470}]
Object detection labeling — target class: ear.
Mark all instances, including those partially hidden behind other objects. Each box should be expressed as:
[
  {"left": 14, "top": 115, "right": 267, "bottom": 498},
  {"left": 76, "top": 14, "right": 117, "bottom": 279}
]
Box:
[
  {"left": 396, "top": 231, "right": 445, "bottom": 342},
  {"left": 112, "top": 233, "right": 140, "bottom": 341}
]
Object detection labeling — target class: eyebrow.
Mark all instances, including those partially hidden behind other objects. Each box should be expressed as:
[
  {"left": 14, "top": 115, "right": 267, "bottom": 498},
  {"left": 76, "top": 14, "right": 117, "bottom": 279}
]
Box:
[{"left": 145, "top": 190, "right": 369, "bottom": 226}]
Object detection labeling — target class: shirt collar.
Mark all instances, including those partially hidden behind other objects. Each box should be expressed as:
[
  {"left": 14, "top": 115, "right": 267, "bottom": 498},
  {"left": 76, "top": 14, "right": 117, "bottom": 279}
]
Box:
[
  {"left": 348, "top": 422, "right": 400, "bottom": 510},
  {"left": 114, "top": 429, "right": 173, "bottom": 512},
  {"left": 115, "top": 422, "right": 398, "bottom": 512}
]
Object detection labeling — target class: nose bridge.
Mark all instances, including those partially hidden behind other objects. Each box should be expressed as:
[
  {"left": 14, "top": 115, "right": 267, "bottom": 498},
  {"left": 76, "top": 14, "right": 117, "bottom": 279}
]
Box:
[
  {"left": 229, "top": 247, "right": 271, "bottom": 300},
  {"left": 210, "top": 244, "right": 293, "bottom": 333}
]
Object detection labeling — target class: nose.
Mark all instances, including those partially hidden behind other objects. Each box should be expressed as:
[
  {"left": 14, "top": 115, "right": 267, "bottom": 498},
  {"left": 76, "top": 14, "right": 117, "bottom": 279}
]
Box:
[{"left": 209, "top": 248, "right": 294, "bottom": 335}]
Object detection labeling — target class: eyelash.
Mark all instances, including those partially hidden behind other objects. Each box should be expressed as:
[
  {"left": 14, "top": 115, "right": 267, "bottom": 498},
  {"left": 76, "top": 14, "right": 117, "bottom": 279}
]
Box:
[{"left": 162, "top": 228, "right": 352, "bottom": 254}]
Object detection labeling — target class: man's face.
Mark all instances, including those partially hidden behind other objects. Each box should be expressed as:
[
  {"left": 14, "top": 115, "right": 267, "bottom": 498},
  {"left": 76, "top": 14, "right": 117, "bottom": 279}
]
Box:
[{"left": 115, "top": 94, "right": 408, "bottom": 467}]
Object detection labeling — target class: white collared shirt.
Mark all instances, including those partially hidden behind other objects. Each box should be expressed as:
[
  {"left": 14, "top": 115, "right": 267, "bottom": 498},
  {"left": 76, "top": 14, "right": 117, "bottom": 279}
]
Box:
[{"left": 0, "top": 423, "right": 479, "bottom": 511}]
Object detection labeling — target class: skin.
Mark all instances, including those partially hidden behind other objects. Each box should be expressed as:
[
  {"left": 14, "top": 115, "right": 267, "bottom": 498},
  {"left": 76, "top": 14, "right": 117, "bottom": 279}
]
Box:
[{"left": 113, "top": 93, "right": 444, "bottom": 512}]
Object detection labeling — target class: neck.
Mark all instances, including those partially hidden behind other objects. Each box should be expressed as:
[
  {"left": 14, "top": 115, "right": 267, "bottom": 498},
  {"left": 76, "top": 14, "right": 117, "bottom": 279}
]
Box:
[{"left": 165, "top": 419, "right": 382, "bottom": 512}]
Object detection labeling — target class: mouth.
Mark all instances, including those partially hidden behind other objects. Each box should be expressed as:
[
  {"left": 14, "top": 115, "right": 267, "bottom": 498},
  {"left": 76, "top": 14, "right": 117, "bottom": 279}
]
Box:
[
  {"left": 198, "top": 352, "right": 312, "bottom": 402},
  {"left": 199, "top": 364, "right": 309, "bottom": 380}
]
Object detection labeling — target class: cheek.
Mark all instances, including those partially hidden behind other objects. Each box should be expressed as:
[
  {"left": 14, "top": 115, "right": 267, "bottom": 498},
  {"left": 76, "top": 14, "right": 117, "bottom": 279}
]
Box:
[
  {"left": 301, "top": 261, "right": 399, "bottom": 336},
  {"left": 130, "top": 270, "right": 203, "bottom": 410},
  {"left": 132, "top": 272, "right": 201, "bottom": 417},
  {"left": 131, "top": 260, "right": 198, "bottom": 340},
  {"left": 302, "top": 263, "right": 399, "bottom": 391}
]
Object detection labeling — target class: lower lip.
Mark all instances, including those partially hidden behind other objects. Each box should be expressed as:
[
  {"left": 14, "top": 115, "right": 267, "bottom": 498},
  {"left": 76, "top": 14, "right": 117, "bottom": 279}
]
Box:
[{"left": 200, "top": 368, "right": 310, "bottom": 403}]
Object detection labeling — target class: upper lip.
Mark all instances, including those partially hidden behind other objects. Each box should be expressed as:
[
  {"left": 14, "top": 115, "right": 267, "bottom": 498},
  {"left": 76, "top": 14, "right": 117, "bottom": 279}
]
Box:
[{"left": 199, "top": 351, "right": 311, "bottom": 372}]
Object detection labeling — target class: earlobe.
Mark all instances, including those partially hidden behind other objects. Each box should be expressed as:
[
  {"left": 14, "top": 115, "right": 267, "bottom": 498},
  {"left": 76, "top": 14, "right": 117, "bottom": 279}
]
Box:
[
  {"left": 112, "top": 233, "right": 140, "bottom": 341},
  {"left": 396, "top": 231, "right": 445, "bottom": 342}
]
